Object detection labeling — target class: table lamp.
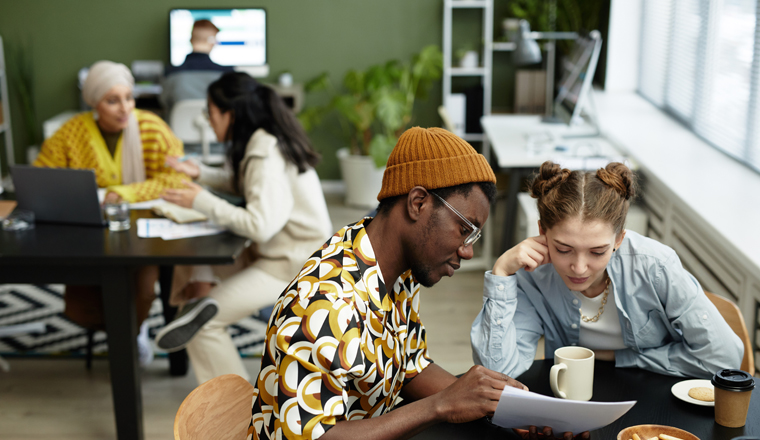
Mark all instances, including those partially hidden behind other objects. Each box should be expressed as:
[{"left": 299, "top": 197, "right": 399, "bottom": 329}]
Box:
[{"left": 513, "top": 19, "right": 577, "bottom": 122}]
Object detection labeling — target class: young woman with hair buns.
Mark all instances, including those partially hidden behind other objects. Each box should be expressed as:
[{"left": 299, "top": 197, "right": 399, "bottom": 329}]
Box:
[{"left": 471, "top": 161, "right": 743, "bottom": 379}]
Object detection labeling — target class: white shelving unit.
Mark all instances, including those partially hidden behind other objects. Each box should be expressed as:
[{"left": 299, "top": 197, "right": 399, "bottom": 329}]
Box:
[
  {"left": 443, "top": 0, "right": 493, "bottom": 148},
  {"left": 443, "top": 0, "right": 518, "bottom": 270},
  {"left": 0, "top": 36, "right": 15, "bottom": 194}
]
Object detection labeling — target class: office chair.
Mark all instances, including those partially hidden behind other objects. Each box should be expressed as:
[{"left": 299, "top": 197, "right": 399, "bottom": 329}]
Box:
[
  {"left": 705, "top": 291, "right": 755, "bottom": 376},
  {"left": 174, "top": 373, "right": 253, "bottom": 440},
  {"left": 169, "top": 99, "right": 224, "bottom": 165}
]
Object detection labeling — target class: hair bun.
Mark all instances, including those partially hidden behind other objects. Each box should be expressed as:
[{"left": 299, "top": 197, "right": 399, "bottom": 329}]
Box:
[
  {"left": 530, "top": 161, "right": 571, "bottom": 198},
  {"left": 596, "top": 162, "right": 636, "bottom": 200}
]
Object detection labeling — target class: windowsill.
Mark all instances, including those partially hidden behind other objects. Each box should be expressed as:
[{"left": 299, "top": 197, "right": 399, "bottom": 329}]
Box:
[{"left": 594, "top": 90, "right": 760, "bottom": 273}]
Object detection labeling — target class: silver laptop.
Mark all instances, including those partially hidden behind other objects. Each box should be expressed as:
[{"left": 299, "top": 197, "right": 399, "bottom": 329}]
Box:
[{"left": 10, "top": 165, "right": 107, "bottom": 226}]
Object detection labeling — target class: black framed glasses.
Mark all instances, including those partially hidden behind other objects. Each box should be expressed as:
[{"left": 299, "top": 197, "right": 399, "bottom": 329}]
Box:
[{"left": 431, "top": 192, "right": 482, "bottom": 247}]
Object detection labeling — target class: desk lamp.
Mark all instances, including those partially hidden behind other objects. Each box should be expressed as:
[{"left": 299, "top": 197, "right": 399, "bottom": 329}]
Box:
[{"left": 513, "top": 19, "right": 577, "bottom": 122}]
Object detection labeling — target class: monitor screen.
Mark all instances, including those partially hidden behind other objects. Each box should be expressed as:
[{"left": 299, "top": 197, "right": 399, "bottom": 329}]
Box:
[
  {"left": 169, "top": 8, "right": 266, "bottom": 67},
  {"left": 554, "top": 31, "right": 602, "bottom": 126}
]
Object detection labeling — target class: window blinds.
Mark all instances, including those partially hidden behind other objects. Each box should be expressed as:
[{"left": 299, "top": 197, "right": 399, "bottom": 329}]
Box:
[{"left": 638, "top": 0, "right": 760, "bottom": 171}]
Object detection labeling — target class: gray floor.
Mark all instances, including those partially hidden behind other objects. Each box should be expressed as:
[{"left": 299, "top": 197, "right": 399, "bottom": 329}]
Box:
[{"left": 0, "top": 194, "right": 496, "bottom": 440}]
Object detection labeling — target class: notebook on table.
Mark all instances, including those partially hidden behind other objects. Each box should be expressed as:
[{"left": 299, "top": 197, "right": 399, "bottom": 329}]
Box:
[{"left": 151, "top": 202, "right": 208, "bottom": 223}]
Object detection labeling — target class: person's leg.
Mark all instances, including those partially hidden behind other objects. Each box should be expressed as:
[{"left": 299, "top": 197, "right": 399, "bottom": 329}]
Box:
[
  {"left": 64, "top": 266, "right": 158, "bottom": 330},
  {"left": 135, "top": 266, "right": 158, "bottom": 325},
  {"left": 169, "top": 265, "right": 217, "bottom": 305},
  {"left": 65, "top": 267, "right": 158, "bottom": 367},
  {"left": 156, "top": 266, "right": 220, "bottom": 351},
  {"left": 135, "top": 266, "right": 158, "bottom": 366},
  {"left": 186, "top": 266, "right": 288, "bottom": 384}
]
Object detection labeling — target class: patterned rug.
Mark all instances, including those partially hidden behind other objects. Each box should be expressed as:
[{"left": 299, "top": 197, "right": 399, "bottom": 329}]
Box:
[{"left": 0, "top": 284, "right": 268, "bottom": 357}]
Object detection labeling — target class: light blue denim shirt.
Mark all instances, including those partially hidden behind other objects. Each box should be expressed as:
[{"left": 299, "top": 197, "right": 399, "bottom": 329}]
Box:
[{"left": 471, "top": 231, "right": 743, "bottom": 379}]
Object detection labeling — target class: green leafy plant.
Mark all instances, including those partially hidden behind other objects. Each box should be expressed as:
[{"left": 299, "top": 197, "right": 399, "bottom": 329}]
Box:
[
  {"left": 508, "top": 0, "right": 605, "bottom": 52},
  {"left": 299, "top": 45, "right": 443, "bottom": 168},
  {"left": 7, "top": 40, "right": 40, "bottom": 147}
]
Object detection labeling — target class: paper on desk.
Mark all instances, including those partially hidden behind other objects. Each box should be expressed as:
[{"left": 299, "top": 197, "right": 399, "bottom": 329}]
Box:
[
  {"left": 492, "top": 385, "right": 635, "bottom": 433},
  {"left": 136, "top": 218, "right": 225, "bottom": 240}
]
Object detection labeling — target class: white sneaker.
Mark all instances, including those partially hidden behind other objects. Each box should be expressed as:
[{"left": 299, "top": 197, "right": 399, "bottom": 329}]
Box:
[
  {"left": 137, "top": 321, "right": 154, "bottom": 367},
  {"left": 155, "top": 297, "right": 219, "bottom": 352}
]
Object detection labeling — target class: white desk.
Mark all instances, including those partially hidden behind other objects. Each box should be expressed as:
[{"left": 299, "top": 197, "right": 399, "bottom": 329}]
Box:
[
  {"left": 482, "top": 115, "right": 622, "bottom": 168},
  {"left": 481, "top": 115, "right": 625, "bottom": 251}
]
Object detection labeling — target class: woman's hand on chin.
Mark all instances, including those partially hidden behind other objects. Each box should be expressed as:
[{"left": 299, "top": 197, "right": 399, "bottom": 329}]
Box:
[{"left": 493, "top": 235, "right": 552, "bottom": 277}]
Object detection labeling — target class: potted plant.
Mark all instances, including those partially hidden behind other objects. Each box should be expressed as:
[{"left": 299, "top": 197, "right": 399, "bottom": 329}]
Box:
[
  {"left": 300, "top": 45, "right": 442, "bottom": 208},
  {"left": 8, "top": 41, "right": 41, "bottom": 166}
]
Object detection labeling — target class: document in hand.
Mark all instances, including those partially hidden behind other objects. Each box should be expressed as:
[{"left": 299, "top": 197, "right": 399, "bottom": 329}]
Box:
[{"left": 492, "top": 385, "right": 635, "bottom": 433}]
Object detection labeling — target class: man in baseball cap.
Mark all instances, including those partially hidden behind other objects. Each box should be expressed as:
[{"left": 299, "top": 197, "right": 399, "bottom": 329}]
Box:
[{"left": 247, "top": 127, "right": 533, "bottom": 440}]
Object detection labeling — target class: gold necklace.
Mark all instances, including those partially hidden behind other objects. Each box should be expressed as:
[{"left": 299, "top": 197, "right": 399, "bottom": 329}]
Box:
[{"left": 580, "top": 276, "right": 610, "bottom": 323}]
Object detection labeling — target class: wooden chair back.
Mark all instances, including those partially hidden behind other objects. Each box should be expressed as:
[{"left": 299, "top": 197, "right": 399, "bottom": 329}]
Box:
[
  {"left": 174, "top": 374, "right": 254, "bottom": 440},
  {"left": 705, "top": 291, "right": 755, "bottom": 376}
]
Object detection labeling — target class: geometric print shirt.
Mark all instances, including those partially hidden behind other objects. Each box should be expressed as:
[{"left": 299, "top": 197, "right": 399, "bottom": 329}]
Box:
[{"left": 249, "top": 217, "right": 433, "bottom": 440}]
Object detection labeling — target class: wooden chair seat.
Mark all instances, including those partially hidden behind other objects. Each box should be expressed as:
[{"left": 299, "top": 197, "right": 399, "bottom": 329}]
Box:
[
  {"left": 174, "top": 374, "right": 254, "bottom": 440},
  {"left": 705, "top": 291, "right": 755, "bottom": 376}
]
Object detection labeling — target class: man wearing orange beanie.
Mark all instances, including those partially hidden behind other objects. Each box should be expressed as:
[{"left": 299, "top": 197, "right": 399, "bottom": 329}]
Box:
[{"left": 248, "top": 127, "right": 530, "bottom": 440}]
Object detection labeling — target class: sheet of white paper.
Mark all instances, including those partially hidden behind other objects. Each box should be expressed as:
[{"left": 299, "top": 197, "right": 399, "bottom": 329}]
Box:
[
  {"left": 136, "top": 218, "right": 174, "bottom": 238},
  {"left": 492, "top": 385, "right": 636, "bottom": 434},
  {"left": 129, "top": 198, "right": 165, "bottom": 210},
  {"left": 136, "top": 218, "right": 225, "bottom": 240},
  {"left": 159, "top": 222, "right": 226, "bottom": 240}
]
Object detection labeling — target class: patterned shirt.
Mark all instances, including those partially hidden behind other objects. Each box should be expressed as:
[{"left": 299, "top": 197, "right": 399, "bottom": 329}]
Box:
[
  {"left": 33, "top": 110, "right": 185, "bottom": 202},
  {"left": 249, "top": 218, "right": 433, "bottom": 440}
]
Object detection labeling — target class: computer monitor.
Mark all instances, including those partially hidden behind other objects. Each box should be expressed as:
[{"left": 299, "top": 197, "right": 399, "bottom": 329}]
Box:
[
  {"left": 553, "top": 30, "right": 602, "bottom": 130},
  {"left": 169, "top": 8, "right": 267, "bottom": 74}
]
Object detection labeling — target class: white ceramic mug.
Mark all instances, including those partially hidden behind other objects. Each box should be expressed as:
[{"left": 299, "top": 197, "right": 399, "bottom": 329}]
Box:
[{"left": 549, "top": 346, "right": 595, "bottom": 401}]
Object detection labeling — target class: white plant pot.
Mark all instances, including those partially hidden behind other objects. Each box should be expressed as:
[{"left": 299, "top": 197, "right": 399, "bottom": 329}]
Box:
[{"left": 337, "top": 147, "right": 385, "bottom": 210}]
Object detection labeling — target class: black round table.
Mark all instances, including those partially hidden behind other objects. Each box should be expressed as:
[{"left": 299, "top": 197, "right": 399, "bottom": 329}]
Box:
[{"left": 412, "top": 360, "right": 759, "bottom": 440}]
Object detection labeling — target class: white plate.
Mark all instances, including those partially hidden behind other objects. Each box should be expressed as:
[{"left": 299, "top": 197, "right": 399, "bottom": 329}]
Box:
[{"left": 671, "top": 379, "right": 715, "bottom": 407}]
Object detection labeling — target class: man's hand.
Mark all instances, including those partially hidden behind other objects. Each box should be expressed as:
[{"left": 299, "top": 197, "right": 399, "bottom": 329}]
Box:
[
  {"left": 161, "top": 180, "right": 203, "bottom": 208},
  {"left": 430, "top": 365, "right": 527, "bottom": 424},
  {"left": 513, "top": 426, "right": 590, "bottom": 440}
]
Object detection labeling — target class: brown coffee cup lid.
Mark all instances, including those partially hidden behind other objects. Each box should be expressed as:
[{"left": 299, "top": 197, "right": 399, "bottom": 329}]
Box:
[{"left": 712, "top": 369, "right": 755, "bottom": 392}]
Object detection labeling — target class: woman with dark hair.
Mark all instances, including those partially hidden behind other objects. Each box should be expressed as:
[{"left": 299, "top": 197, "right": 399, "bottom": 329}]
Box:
[
  {"left": 471, "top": 161, "right": 742, "bottom": 380},
  {"left": 159, "top": 71, "right": 332, "bottom": 384}
]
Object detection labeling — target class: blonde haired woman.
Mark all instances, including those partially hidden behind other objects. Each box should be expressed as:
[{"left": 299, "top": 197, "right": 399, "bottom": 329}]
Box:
[
  {"left": 35, "top": 60, "right": 184, "bottom": 202},
  {"left": 34, "top": 61, "right": 185, "bottom": 365},
  {"left": 471, "top": 161, "right": 742, "bottom": 379}
]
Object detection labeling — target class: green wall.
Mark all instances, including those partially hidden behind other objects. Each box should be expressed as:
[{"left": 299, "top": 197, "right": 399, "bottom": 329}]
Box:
[{"left": 0, "top": 0, "right": 445, "bottom": 179}]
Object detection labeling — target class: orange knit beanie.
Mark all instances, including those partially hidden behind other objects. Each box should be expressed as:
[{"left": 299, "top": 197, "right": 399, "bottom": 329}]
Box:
[{"left": 377, "top": 127, "right": 496, "bottom": 201}]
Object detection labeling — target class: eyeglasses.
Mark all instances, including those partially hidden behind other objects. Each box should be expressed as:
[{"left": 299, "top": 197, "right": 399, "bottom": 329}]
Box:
[
  {"left": 431, "top": 192, "right": 482, "bottom": 247},
  {"left": 201, "top": 107, "right": 210, "bottom": 121}
]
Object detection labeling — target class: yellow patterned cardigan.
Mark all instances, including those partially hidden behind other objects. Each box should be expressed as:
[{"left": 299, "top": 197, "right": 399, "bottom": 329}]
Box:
[{"left": 33, "top": 110, "right": 185, "bottom": 202}]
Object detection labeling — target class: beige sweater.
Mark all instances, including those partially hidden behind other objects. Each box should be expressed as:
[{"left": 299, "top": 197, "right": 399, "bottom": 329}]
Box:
[{"left": 192, "top": 129, "right": 333, "bottom": 282}]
